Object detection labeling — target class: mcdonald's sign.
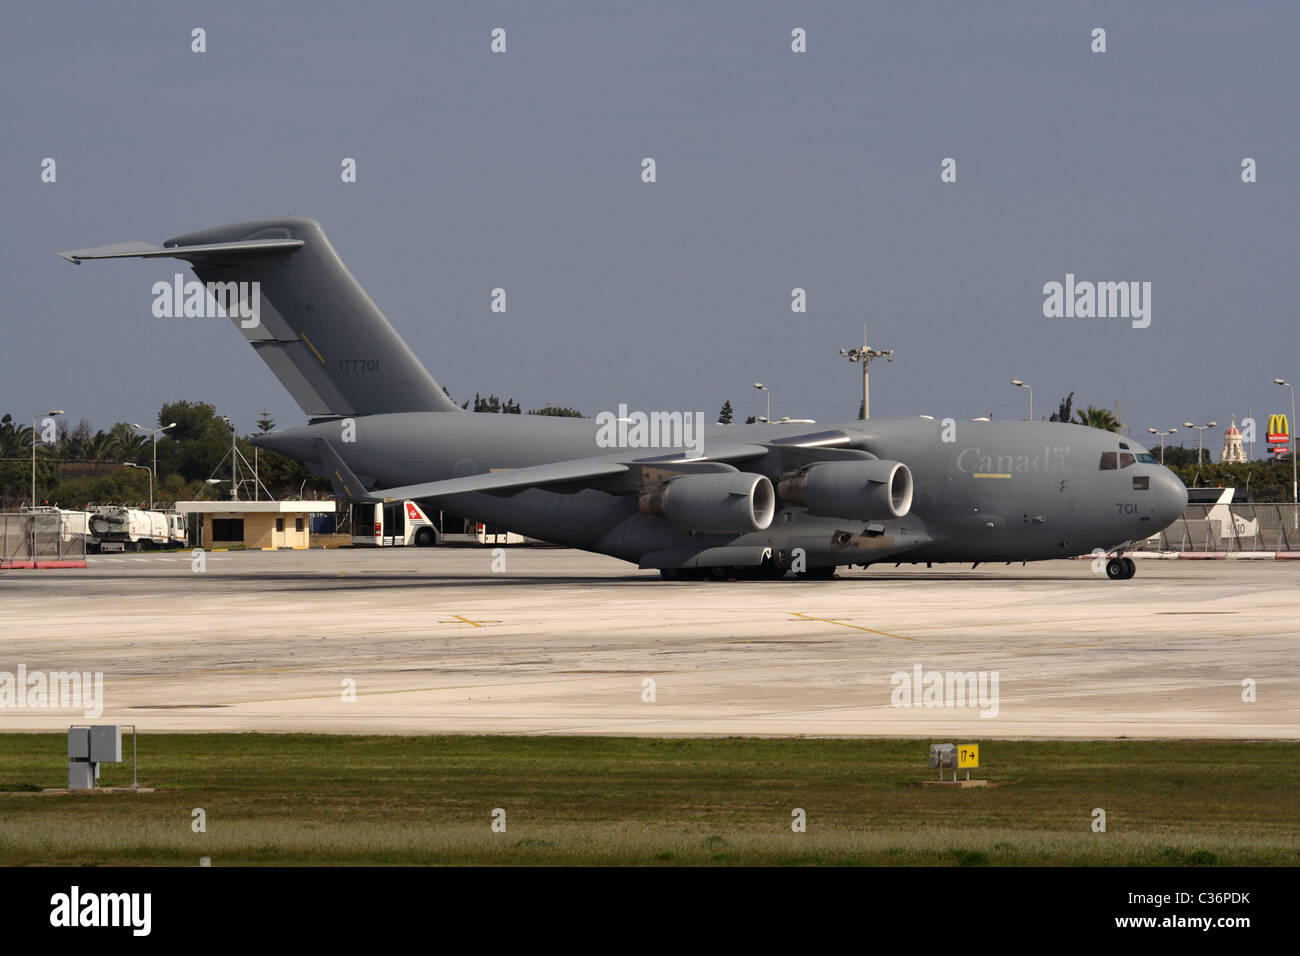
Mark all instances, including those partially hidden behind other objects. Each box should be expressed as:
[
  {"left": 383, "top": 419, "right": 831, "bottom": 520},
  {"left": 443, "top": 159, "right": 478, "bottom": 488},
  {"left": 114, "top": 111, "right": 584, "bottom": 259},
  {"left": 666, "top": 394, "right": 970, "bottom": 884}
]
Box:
[{"left": 1267, "top": 413, "right": 1290, "bottom": 445}]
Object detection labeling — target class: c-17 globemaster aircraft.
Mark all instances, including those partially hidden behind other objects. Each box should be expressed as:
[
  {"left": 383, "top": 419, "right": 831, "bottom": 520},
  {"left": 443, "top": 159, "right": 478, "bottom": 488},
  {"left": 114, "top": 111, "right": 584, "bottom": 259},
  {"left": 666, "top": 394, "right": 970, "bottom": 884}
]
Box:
[{"left": 59, "top": 217, "right": 1187, "bottom": 581}]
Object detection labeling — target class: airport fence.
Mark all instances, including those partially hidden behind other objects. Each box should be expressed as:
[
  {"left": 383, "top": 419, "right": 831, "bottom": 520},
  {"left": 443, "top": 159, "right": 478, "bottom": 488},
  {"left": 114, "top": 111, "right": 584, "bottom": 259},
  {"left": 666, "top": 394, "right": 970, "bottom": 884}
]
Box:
[
  {"left": 1135, "top": 502, "right": 1300, "bottom": 552},
  {"left": 0, "top": 512, "right": 88, "bottom": 561}
]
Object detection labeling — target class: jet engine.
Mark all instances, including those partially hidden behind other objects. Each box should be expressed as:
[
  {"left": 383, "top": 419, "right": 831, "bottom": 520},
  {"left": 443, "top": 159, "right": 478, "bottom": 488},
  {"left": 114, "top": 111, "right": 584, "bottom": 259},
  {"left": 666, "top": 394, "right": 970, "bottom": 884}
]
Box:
[
  {"left": 639, "top": 472, "right": 776, "bottom": 533},
  {"left": 776, "top": 459, "right": 913, "bottom": 519}
]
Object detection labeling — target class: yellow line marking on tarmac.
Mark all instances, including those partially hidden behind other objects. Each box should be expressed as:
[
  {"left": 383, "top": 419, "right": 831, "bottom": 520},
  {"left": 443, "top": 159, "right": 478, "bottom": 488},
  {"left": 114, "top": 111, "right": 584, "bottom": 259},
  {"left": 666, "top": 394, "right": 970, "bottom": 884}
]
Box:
[
  {"left": 789, "top": 611, "right": 918, "bottom": 641},
  {"left": 440, "top": 614, "right": 501, "bottom": 628}
]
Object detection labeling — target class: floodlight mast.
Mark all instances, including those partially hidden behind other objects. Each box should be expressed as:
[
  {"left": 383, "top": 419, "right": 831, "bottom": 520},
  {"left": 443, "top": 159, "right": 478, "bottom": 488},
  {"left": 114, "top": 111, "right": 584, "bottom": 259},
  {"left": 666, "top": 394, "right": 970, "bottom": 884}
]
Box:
[
  {"left": 838, "top": 324, "right": 893, "bottom": 420},
  {"left": 752, "top": 383, "right": 770, "bottom": 423},
  {"left": 132, "top": 422, "right": 176, "bottom": 506},
  {"left": 31, "top": 409, "right": 63, "bottom": 508},
  {"left": 1183, "top": 421, "right": 1217, "bottom": 467},
  {"left": 1011, "top": 380, "right": 1032, "bottom": 420},
  {"left": 1147, "top": 427, "right": 1178, "bottom": 464},
  {"left": 1275, "top": 379, "right": 1297, "bottom": 529}
]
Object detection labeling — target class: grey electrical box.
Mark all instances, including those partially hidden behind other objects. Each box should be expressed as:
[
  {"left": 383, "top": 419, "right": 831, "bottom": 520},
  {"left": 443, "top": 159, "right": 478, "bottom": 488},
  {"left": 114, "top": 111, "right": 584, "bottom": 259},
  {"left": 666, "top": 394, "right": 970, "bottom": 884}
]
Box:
[
  {"left": 68, "top": 727, "right": 90, "bottom": 760},
  {"left": 90, "top": 725, "right": 122, "bottom": 763},
  {"left": 67, "top": 725, "right": 127, "bottom": 790},
  {"left": 929, "top": 743, "right": 955, "bottom": 769},
  {"left": 68, "top": 761, "right": 94, "bottom": 790}
]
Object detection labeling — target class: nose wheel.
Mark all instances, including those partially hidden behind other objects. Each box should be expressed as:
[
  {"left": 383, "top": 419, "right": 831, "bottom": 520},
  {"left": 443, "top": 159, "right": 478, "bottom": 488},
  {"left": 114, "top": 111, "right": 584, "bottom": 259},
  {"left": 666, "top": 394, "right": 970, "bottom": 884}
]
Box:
[{"left": 1106, "top": 557, "right": 1136, "bottom": 580}]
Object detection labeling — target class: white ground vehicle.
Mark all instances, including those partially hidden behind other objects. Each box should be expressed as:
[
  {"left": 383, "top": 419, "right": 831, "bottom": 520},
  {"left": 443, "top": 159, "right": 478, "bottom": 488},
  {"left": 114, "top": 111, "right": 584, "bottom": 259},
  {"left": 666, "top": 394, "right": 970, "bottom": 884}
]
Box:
[
  {"left": 90, "top": 507, "right": 187, "bottom": 552},
  {"left": 475, "top": 523, "right": 525, "bottom": 545},
  {"left": 21, "top": 507, "right": 96, "bottom": 551},
  {"left": 351, "top": 500, "right": 438, "bottom": 546}
]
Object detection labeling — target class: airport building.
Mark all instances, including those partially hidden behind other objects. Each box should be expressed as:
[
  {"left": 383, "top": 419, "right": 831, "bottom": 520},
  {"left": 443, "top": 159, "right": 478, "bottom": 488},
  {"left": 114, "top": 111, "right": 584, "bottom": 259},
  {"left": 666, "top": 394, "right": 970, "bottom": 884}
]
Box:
[{"left": 174, "top": 500, "right": 335, "bottom": 550}]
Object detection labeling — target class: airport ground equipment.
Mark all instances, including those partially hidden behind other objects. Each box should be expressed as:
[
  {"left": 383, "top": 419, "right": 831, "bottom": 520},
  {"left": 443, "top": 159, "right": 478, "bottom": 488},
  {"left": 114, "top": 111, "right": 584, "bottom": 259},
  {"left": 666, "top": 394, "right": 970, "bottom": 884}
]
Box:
[
  {"left": 90, "top": 507, "right": 186, "bottom": 552},
  {"left": 926, "top": 742, "right": 987, "bottom": 788},
  {"left": 67, "top": 725, "right": 136, "bottom": 790}
]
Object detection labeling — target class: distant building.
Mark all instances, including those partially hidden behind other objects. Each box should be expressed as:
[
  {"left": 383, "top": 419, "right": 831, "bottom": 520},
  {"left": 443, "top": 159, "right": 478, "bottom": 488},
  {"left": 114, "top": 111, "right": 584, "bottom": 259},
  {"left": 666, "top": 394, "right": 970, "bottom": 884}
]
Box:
[
  {"left": 173, "top": 500, "right": 336, "bottom": 549},
  {"left": 1221, "top": 416, "right": 1246, "bottom": 463}
]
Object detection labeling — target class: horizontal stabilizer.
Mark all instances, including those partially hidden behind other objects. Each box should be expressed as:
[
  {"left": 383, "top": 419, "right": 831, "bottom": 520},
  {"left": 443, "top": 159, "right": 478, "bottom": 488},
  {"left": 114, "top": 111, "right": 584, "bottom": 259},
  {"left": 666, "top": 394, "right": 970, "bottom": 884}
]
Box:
[{"left": 57, "top": 238, "right": 304, "bottom": 263}]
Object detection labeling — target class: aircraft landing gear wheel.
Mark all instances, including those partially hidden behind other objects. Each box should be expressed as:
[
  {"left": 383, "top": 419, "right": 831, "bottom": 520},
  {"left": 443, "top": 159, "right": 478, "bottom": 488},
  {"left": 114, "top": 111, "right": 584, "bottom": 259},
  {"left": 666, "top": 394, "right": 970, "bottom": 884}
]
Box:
[
  {"left": 1106, "top": 558, "right": 1134, "bottom": 580},
  {"left": 660, "top": 568, "right": 680, "bottom": 581}
]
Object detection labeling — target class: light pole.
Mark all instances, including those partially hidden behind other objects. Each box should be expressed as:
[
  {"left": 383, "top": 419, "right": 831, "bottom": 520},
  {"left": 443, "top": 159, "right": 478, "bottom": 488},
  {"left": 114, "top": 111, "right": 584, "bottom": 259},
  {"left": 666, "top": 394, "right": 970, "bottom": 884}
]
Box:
[
  {"left": 838, "top": 325, "right": 893, "bottom": 420},
  {"left": 1275, "top": 378, "right": 1297, "bottom": 529},
  {"left": 1147, "top": 427, "right": 1178, "bottom": 465},
  {"left": 133, "top": 422, "right": 176, "bottom": 497},
  {"left": 1182, "top": 421, "right": 1218, "bottom": 467},
  {"left": 221, "top": 417, "right": 239, "bottom": 501},
  {"left": 30, "top": 409, "right": 64, "bottom": 508},
  {"left": 123, "top": 463, "right": 153, "bottom": 510},
  {"left": 752, "top": 383, "right": 770, "bottom": 423},
  {"left": 1011, "top": 379, "right": 1032, "bottom": 421}
]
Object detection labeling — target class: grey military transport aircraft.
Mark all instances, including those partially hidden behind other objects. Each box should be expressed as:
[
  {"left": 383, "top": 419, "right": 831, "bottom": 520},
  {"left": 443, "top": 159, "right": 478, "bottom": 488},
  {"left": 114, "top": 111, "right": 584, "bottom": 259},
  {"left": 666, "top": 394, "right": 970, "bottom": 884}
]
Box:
[{"left": 59, "top": 217, "right": 1187, "bottom": 581}]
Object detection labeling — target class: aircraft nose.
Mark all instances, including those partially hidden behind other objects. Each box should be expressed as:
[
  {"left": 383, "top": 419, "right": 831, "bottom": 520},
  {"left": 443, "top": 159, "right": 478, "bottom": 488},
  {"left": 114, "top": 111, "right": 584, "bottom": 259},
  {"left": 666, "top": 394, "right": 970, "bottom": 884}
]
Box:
[{"left": 1153, "top": 468, "right": 1188, "bottom": 525}]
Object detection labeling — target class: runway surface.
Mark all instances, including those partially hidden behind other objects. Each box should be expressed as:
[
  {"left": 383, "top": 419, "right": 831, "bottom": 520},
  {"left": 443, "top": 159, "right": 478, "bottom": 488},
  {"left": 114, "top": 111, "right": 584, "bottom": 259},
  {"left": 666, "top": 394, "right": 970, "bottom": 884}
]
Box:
[{"left": 1, "top": 547, "right": 1296, "bottom": 738}]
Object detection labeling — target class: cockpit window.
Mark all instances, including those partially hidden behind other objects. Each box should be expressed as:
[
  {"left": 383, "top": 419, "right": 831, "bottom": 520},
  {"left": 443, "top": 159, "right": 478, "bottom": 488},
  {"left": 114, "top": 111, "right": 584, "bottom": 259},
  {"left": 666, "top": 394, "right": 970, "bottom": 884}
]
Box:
[
  {"left": 1120, "top": 452, "right": 1135, "bottom": 468},
  {"left": 1136, "top": 452, "right": 1157, "bottom": 464},
  {"left": 1119, "top": 442, "right": 1130, "bottom": 450},
  {"left": 1099, "top": 452, "right": 1117, "bottom": 470}
]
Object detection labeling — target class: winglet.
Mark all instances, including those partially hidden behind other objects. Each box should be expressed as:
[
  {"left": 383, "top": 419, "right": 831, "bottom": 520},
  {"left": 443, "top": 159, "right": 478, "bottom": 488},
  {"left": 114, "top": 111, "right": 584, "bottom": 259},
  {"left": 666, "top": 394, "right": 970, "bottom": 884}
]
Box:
[{"left": 312, "top": 438, "right": 376, "bottom": 502}]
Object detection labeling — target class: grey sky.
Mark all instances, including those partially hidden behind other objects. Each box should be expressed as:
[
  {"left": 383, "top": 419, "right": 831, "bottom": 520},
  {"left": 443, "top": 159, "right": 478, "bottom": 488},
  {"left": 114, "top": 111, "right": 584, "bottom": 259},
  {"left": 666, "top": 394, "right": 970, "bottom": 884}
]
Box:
[{"left": 3, "top": 1, "right": 1297, "bottom": 457}]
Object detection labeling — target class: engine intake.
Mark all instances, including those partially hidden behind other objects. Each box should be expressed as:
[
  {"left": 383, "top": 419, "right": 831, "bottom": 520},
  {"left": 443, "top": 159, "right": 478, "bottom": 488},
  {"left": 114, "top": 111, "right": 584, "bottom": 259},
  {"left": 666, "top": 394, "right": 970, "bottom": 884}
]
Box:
[
  {"left": 639, "top": 473, "right": 775, "bottom": 533},
  {"left": 777, "top": 459, "right": 912, "bottom": 520}
]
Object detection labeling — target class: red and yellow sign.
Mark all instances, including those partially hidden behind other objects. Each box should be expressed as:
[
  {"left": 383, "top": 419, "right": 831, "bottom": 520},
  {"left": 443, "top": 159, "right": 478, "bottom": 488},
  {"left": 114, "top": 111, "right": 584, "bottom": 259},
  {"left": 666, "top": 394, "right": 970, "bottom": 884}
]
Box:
[{"left": 1268, "top": 413, "right": 1290, "bottom": 446}]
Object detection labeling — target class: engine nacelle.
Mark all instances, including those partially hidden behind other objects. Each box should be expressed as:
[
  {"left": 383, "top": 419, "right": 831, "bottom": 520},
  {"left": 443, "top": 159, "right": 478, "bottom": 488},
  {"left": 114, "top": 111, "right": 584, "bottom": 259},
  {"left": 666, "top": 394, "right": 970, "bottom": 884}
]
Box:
[
  {"left": 639, "top": 472, "right": 776, "bottom": 533},
  {"left": 776, "top": 459, "right": 913, "bottom": 520}
]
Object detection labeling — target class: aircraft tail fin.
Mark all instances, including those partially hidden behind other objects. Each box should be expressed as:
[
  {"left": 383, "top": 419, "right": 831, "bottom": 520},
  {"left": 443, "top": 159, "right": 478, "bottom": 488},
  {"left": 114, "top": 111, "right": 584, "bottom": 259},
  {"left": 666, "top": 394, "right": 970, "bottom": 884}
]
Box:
[{"left": 59, "top": 217, "right": 462, "bottom": 419}]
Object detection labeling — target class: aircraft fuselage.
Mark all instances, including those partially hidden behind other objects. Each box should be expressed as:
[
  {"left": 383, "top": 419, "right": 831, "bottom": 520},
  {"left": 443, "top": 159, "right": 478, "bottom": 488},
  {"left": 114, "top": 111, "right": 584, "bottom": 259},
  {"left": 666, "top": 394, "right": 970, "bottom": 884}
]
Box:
[{"left": 256, "top": 413, "right": 1188, "bottom": 570}]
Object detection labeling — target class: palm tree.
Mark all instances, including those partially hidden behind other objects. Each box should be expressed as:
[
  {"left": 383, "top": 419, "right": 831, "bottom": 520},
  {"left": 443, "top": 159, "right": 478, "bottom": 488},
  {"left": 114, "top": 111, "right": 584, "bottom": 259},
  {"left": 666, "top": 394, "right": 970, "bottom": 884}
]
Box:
[
  {"left": 105, "top": 422, "right": 148, "bottom": 460},
  {"left": 1048, "top": 393, "right": 1075, "bottom": 423},
  {"left": 0, "top": 415, "right": 33, "bottom": 457},
  {"left": 1074, "top": 405, "right": 1121, "bottom": 432}
]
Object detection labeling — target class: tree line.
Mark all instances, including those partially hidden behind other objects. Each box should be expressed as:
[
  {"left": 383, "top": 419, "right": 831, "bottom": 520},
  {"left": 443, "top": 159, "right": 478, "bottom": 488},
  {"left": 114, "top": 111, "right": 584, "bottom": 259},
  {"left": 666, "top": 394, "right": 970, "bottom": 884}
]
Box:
[
  {"left": 0, "top": 402, "right": 327, "bottom": 510},
  {"left": 0, "top": 394, "right": 589, "bottom": 511}
]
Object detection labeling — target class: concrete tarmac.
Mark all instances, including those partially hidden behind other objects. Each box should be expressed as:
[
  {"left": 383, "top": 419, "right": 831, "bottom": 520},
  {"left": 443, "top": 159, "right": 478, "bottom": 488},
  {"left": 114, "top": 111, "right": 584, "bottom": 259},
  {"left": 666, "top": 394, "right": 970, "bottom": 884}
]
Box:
[{"left": 1, "top": 547, "right": 1296, "bottom": 738}]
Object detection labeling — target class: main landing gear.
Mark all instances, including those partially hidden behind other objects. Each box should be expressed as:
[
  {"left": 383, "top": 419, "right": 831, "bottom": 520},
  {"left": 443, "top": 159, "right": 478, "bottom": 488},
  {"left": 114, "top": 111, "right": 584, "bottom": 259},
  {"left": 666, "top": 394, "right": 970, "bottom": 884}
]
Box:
[
  {"left": 1106, "top": 556, "right": 1136, "bottom": 580},
  {"left": 659, "top": 557, "right": 830, "bottom": 581}
]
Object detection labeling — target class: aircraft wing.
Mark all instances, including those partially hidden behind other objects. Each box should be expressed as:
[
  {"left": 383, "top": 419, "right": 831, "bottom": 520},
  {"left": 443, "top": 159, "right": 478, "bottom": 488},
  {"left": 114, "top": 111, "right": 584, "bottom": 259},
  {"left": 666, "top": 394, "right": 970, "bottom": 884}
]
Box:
[
  {"left": 374, "top": 459, "right": 635, "bottom": 501},
  {"left": 315, "top": 437, "right": 633, "bottom": 502},
  {"left": 314, "top": 428, "right": 863, "bottom": 504}
]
